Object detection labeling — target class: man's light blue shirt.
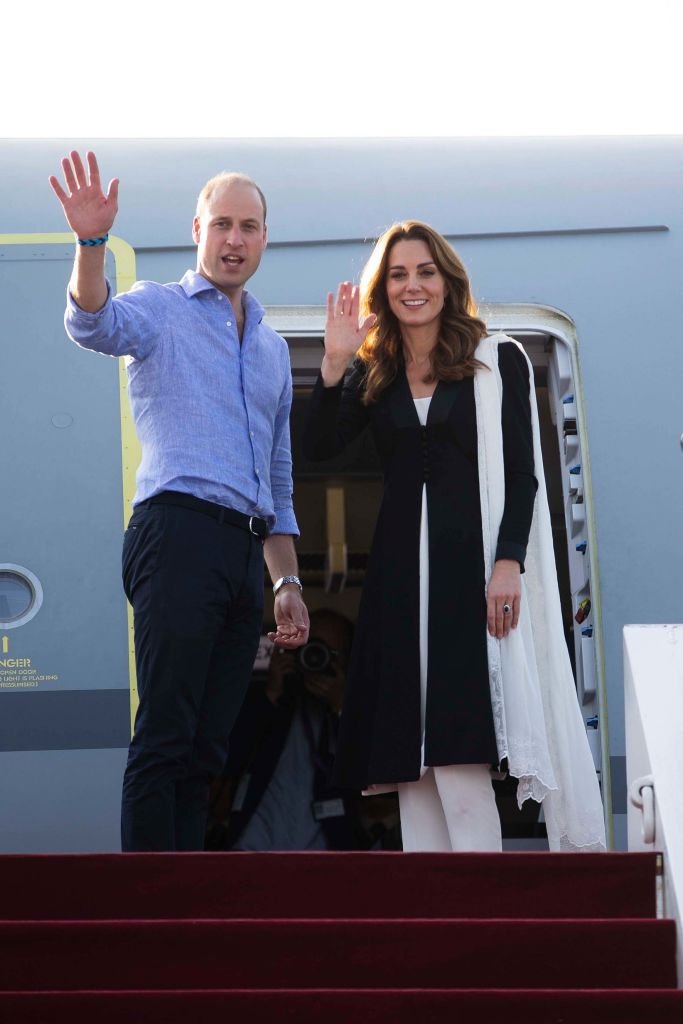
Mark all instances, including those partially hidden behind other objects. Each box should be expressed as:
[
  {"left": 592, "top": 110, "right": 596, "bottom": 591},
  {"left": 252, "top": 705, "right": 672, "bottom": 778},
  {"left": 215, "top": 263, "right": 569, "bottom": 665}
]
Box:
[{"left": 65, "top": 270, "right": 298, "bottom": 535}]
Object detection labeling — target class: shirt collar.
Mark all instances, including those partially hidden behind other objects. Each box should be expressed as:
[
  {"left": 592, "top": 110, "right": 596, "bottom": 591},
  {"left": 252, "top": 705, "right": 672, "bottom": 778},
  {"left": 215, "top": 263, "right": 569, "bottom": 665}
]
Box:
[{"left": 179, "top": 270, "right": 265, "bottom": 322}]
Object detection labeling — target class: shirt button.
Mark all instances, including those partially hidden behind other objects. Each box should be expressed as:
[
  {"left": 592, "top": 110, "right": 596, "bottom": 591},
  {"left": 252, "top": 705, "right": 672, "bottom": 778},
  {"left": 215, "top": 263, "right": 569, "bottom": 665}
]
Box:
[
  {"left": 217, "top": 295, "right": 223, "bottom": 301},
  {"left": 226, "top": 321, "right": 232, "bottom": 327}
]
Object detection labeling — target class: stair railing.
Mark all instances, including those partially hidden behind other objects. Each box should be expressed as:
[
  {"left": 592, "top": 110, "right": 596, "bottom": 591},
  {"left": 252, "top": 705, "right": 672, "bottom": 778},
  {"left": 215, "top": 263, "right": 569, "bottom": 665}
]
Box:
[{"left": 625, "top": 624, "right": 683, "bottom": 987}]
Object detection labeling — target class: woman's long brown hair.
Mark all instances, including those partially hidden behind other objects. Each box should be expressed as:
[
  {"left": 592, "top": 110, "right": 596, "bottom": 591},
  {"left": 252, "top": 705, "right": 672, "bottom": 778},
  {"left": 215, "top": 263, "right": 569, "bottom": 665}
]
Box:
[{"left": 357, "top": 221, "right": 487, "bottom": 404}]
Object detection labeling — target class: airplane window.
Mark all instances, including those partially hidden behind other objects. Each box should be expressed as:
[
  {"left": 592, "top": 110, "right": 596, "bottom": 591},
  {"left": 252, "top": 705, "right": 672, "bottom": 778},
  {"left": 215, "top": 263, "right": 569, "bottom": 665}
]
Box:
[
  {"left": 0, "top": 567, "right": 42, "bottom": 627},
  {"left": 0, "top": 573, "right": 33, "bottom": 622}
]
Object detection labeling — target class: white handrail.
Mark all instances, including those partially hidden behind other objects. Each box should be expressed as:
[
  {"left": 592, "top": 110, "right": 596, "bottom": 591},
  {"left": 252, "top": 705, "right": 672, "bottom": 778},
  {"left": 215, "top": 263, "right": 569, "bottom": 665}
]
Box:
[
  {"left": 629, "top": 774, "right": 655, "bottom": 845},
  {"left": 625, "top": 624, "right": 683, "bottom": 987}
]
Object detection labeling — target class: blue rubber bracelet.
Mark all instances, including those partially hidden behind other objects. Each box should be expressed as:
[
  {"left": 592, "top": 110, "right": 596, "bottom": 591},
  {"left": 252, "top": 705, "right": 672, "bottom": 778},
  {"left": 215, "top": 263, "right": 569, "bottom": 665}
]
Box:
[{"left": 77, "top": 234, "right": 109, "bottom": 247}]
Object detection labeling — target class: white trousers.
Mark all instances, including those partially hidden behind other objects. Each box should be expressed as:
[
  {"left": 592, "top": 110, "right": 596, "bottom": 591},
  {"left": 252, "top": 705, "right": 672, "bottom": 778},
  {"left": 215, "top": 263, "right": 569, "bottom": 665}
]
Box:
[{"left": 398, "top": 764, "right": 502, "bottom": 852}]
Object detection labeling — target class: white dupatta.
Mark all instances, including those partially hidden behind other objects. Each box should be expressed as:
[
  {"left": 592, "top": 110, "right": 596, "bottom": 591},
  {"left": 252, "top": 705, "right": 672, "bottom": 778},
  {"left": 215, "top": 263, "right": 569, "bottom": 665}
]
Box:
[{"left": 474, "top": 334, "right": 606, "bottom": 852}]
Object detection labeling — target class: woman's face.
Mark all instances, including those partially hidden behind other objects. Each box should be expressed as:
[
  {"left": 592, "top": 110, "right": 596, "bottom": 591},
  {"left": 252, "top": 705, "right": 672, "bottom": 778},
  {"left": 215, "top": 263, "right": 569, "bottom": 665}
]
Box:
[{"left": 384, "top": 238, "right": 447, "bottom": 332}]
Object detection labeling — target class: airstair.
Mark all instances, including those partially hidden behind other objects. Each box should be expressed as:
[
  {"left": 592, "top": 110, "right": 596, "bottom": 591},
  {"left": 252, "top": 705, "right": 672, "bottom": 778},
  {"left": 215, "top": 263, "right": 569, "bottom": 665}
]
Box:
[{"left": 1, "top": 850, "right": 681, "bottom": 1021}]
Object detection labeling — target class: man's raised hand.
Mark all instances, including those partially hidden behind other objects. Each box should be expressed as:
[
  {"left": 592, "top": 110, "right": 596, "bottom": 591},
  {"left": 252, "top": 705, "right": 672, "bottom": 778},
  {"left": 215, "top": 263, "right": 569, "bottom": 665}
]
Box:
[{"left": 49, "top": 151, "right": 119, "bottom": 241}]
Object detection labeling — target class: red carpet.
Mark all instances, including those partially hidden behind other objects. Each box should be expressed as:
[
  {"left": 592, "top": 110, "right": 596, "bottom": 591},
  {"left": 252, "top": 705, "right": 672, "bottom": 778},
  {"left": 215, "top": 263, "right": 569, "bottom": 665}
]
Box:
[
  {"left": 3, "top": 990, "right": 683, "bottom": 1024},
  {"left": 1, "top": 851, "right": 681, "bottom": 1021},
  {"left": 0, "top": 851, "right": 658, "bottom": 919}
]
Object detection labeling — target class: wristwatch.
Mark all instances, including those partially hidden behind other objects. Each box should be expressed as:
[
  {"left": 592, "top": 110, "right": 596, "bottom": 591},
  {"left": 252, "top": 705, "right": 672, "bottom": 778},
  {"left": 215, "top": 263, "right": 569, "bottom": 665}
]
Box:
[{"left": 272, "top": 575, "right": 303, "bottom": 596}]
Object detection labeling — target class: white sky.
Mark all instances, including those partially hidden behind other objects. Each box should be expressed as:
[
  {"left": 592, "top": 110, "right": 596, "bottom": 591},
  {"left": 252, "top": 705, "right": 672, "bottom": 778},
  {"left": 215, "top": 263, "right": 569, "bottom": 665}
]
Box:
[{"left": 6, "top": 0, "right": 683, "bottom": 137}]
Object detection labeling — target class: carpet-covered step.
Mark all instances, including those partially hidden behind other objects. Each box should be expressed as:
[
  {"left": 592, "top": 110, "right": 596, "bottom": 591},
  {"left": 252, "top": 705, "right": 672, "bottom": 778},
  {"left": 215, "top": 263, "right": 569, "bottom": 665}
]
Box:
[
  {"left": 1, "top": 918, "right": 676, "bottom": 991},
  {"left": 0, "top": 851, "right": 657, "bottom": 921},
  {"left": 3, "top": 989, "right": 683, "bottom": 1024}
]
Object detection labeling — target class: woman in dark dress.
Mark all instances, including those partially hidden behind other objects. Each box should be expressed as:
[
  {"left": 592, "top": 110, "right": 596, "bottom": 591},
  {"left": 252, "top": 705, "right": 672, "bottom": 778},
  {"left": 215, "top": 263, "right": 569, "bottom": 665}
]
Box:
[{"left": 303, "top": 221, "right": 604, "bottom": 853}]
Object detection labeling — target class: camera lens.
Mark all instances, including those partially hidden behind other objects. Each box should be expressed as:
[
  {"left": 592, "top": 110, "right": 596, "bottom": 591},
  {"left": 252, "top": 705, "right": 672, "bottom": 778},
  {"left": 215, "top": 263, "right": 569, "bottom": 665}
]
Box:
[{"left": 299, "top": 640, "right": 331, "bottom": 673}]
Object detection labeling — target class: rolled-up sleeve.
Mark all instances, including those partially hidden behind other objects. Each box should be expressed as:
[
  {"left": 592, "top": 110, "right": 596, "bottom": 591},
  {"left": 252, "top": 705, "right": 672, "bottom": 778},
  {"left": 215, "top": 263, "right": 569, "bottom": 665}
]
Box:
[
  {"left": 65, "top": 281, "right": 160, "bottom": 360},
  {"left": 269, "top": 365, "right": 299, "bottom": 536}
]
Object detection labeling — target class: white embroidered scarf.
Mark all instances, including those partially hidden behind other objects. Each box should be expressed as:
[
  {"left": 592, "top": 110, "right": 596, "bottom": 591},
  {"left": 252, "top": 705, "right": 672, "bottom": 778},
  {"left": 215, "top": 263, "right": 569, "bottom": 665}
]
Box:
[{"left": 474, "top": 334, "right": 606, "bottom": 851}]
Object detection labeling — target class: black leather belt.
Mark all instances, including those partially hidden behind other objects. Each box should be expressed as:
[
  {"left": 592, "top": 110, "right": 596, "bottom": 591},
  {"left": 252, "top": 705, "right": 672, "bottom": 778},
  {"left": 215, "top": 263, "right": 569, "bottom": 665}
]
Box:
[{"left": 140, "top": 491, "right": 268, "bottom": 539}]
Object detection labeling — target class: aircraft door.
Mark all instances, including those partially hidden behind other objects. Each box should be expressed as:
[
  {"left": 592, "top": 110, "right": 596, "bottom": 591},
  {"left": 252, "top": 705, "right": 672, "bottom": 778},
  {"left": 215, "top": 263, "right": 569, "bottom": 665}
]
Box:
[{"left": 0, "top": 237, "right": 131, "bottom": 852}]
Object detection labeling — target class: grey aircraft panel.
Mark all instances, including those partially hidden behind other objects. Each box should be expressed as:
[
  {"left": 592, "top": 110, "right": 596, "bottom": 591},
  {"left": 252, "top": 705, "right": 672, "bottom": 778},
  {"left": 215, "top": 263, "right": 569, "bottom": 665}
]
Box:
[
  {"left": 3, "top": 137, "right": 683, "bottom": 244},
  {"left": 1, "top": 246, "right": 129, "bottom": 692},
  {"left": 0, "top": 749, "right": 126, "bottom": 852}
]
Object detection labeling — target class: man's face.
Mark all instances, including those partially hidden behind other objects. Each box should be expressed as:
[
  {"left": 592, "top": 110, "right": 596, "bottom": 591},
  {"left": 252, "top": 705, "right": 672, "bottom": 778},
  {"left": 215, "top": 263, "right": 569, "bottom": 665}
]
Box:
[{"left": 193, "top": 182, "right": 267, "bottom": 301}]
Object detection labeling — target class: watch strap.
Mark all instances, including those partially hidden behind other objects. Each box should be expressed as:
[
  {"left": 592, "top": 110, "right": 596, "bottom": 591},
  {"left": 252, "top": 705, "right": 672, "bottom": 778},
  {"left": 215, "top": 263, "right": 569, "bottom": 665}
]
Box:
[{"left": 273, "top": 574, "right": 303, "bottom": 596}]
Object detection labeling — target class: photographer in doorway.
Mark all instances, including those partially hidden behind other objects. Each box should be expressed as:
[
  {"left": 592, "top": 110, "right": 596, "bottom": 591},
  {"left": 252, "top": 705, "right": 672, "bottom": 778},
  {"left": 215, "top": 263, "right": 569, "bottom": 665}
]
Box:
[{"left": 209, "top": 609, "right": 373, "bottom": 851}]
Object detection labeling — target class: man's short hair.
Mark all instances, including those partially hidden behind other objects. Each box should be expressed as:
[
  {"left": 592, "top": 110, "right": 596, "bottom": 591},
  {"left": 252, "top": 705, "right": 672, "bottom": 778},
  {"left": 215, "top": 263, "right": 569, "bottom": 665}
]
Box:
[{"left": 196, "top": 172, "right": 267, "bottom": 223}]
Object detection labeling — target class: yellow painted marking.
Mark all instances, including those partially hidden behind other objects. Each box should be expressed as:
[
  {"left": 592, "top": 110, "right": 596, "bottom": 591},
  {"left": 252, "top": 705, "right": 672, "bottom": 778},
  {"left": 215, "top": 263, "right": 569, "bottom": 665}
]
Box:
[
  {"left": 1, "top": 233, "right": 139, "bottom": 733},
  {"left": 2, "top": 637, "right": 8, "bottom": 654},
  {"left": 107, "top": 237, "right": 141, "bottom": 732},
  {"left": 0, "top": 233, "right": 75, "bottom": 245}
]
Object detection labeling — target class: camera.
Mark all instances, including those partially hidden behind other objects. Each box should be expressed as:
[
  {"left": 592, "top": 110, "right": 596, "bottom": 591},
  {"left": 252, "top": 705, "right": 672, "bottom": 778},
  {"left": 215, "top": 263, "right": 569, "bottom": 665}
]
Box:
[{"left": 298, "top": 639, "right": 338, "bottom": 675}]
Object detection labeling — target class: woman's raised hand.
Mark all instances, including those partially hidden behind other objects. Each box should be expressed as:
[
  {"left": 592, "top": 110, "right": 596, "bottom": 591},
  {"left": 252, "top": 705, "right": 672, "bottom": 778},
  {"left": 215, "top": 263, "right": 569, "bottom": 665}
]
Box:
[
  {"left": 321, "top": 281, "right": 376, "bottom": 385},
  {"left": 49, "top": 151, "right": 119, "bottom": 241}
]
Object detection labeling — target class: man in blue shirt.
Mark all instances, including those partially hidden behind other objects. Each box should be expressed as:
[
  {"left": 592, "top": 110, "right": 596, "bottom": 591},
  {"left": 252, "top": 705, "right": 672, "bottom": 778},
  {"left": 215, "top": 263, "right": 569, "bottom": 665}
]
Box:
[{"left": 49, "top": 150, "right": 310, "bottom": 851}]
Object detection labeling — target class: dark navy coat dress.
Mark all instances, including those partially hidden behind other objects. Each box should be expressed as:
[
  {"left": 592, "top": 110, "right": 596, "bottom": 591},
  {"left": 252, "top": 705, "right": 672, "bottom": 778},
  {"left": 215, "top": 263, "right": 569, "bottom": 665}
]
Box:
[{"left": 303, "top": 341, "right": 536, "bottom": 789}]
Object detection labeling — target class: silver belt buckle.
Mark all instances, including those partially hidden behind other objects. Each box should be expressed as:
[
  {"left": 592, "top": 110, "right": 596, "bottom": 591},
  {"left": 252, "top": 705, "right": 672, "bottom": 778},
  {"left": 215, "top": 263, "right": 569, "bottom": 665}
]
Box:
[{"left": 248, "top": 516, "right": 260, "bottom": 537}]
